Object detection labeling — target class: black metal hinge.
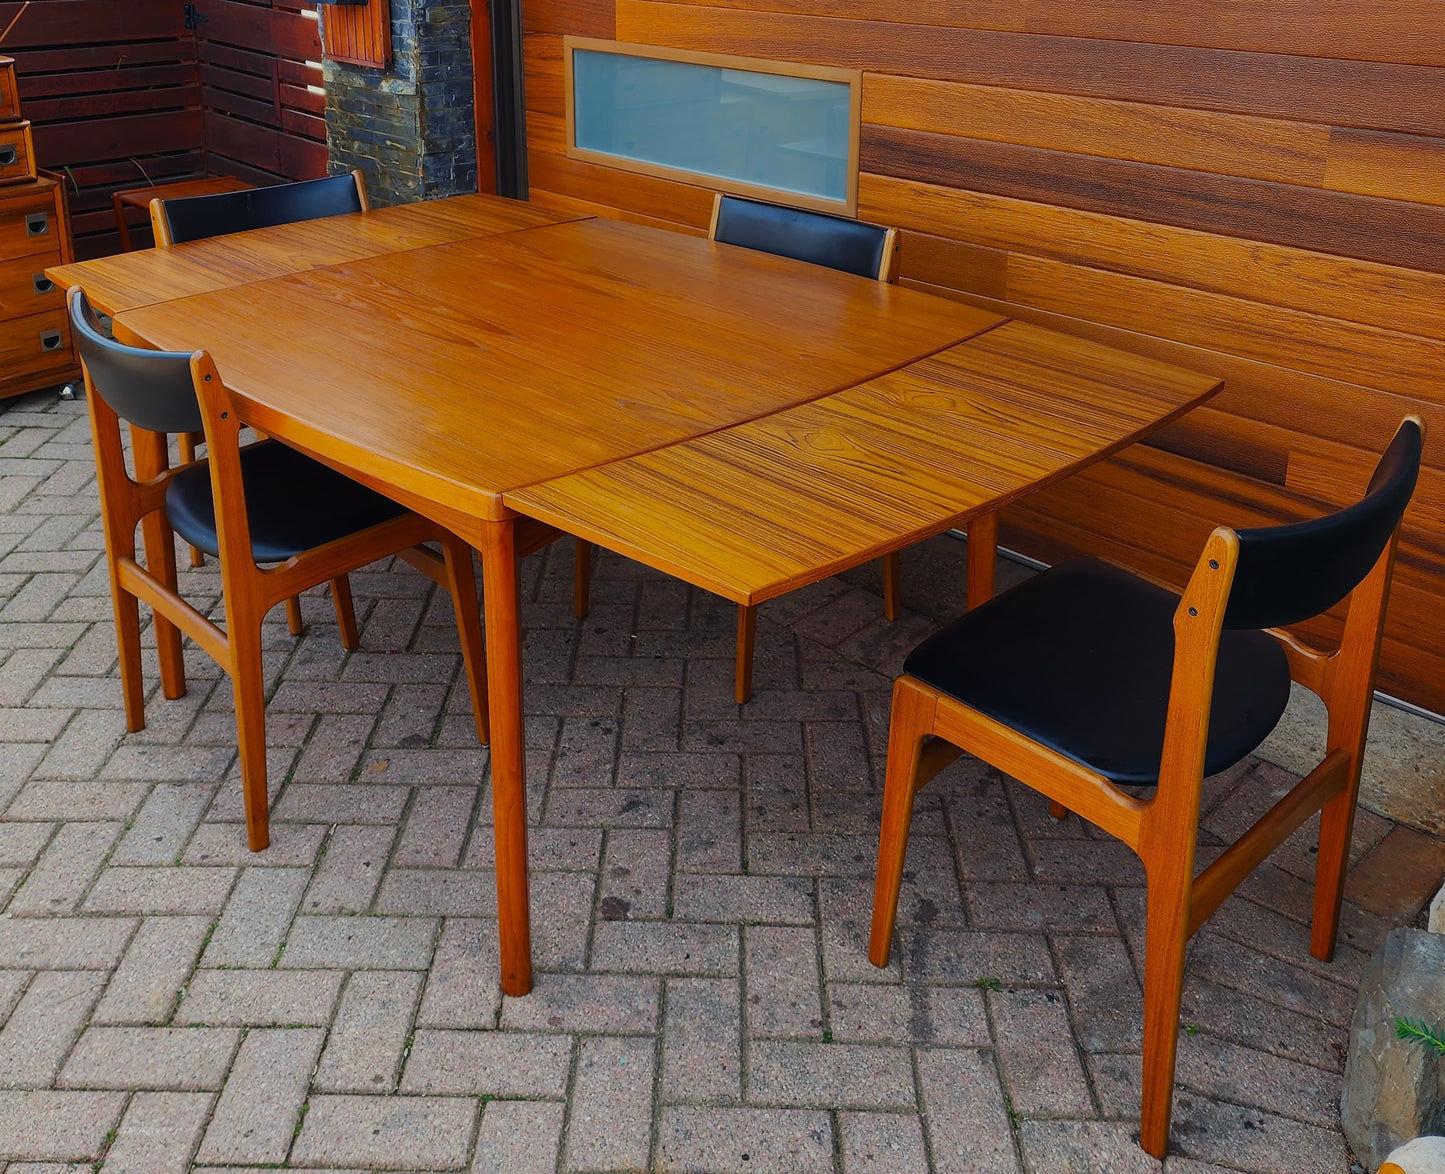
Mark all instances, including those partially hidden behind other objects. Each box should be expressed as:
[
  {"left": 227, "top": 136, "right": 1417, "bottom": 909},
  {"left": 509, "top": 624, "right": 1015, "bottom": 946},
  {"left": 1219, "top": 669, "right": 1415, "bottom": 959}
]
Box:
[{"left": 183, "top": 3, "right": 208, "bottom": 29}]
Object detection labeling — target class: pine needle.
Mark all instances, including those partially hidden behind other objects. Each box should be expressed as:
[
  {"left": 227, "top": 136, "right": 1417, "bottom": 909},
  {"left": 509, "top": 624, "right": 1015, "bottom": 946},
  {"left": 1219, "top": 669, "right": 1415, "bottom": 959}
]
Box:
[{"left": 1394, "top": 1017, "right": 1445, "bottom": 1057}]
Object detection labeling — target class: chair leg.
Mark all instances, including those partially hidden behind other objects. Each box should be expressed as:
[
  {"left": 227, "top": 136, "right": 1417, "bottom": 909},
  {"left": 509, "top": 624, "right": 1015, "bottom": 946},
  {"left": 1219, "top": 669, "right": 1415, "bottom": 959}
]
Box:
[
  {"left": 178, "top": 432, "right": 205, "bottom": 568},
  {"left": 145, "top": 520, "right": 188, "bottom": 702},
  {"left": 441, "top": 538, "right": 490, "bottom": 745},
  {"left": 882, "top": 552, "right": 901, "bottom": 621},
  {"left": 573, "top": 537, "right": 591, "bottom": 620},
  {"left": 110, "top": 573, "right": 147, "bottom": 733},
  {"left": 1049, "top": 800, "right": 1069, "bottom": 821},
  {"left": 1138, "top": 854, "right": 1193, "bottom": 1160},
  {"left": 331, "top": 575, "right": 359, "bottom": 649},
  {"left": 735, "top": 604, "right": 757, "bottom": 704},
  {"left": 130, "top": 429, "right": 188, "bottom": 701},
  {"left": 1311, "top": 754, "right": 1363, "bottom": 962},
  {"left": 284, "top": 595, "right": 304, "bottom": 637},
  {"left": 229, "top": 618, "right": 272, "bottom": 853},
  {"left": 869, "top": 677, "right": 937, "bottom": 967}
]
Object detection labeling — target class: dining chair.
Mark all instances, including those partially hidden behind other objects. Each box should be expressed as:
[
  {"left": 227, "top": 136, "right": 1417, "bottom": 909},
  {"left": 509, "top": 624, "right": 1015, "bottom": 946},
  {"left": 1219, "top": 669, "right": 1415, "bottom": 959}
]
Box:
[
  {"left": 71, "top": 286, "right": 489, "bottom": 852},
  {"left": 148, "top": 169, "right": 367, "bottom": 246},
  {"left": 867, "top": 417, "right": 1423, "bottom": 1158},
  {"left": 149, "top": 170, "right": 370, "bottom": 626},
  {"left": 574, "top": 192, "right": 902, "bottom": 704}
]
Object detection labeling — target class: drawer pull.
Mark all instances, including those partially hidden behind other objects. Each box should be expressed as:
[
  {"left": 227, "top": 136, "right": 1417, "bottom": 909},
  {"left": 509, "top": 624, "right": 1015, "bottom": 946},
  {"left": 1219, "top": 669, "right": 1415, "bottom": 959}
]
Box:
[
  {"left": 25, "top": 213, "right": 49, "bottom": 237},
  {"left": 39, "top": 329, "right": 62, "bottom": 353},
  {"left": 0, "top": 145, "right": 16, "bottom": 167},
  {"left": 32, "top": 274, "right": 54, "bottom": 295}
]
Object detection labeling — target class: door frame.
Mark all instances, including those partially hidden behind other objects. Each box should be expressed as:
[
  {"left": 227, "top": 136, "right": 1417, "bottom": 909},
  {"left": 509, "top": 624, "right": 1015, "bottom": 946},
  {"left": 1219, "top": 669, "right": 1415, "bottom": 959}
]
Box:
[{"left": 476, "top": 0, "right": 526, "bottom": 197}]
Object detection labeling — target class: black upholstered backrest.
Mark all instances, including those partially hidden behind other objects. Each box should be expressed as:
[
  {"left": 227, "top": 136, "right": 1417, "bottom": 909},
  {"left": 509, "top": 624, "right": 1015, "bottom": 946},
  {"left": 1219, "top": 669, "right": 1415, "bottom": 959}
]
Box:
[
  {"left": 1223, "top": 419, "right": 1422, "bottom": 631},
  {"left": 68, "top": 288, "right": 202, "bottom": 435},
  {"left": 711, "top": 195, "right": 890, "bottom": 281},
  {"left": 158, "top": 173, "right": 363, "bottom": 245}
]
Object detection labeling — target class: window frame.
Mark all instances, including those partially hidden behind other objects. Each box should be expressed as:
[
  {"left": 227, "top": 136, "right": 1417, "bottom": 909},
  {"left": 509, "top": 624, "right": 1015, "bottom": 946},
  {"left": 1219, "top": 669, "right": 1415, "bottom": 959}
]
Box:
[{"left": 563, "top": 36, "right": 862, "bottom": 216}]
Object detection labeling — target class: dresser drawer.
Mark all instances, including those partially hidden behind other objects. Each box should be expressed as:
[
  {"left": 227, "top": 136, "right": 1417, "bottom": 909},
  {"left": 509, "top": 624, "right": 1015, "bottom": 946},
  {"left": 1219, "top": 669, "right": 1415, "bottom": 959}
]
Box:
[
  {"left": 0, "top": 121, "right": 34, "bottom": 185},
  {"left": 0, "top": 249, "right": 63, "bottom": 317},
  {"left": 0, "top": 185, "right": 60, "bottom": 259},
  {"left": 0, "top": 308, "right": 71, "bottom": 382},
  {"left": 0, "top": 58, "right": 17, "bottom": 122}
]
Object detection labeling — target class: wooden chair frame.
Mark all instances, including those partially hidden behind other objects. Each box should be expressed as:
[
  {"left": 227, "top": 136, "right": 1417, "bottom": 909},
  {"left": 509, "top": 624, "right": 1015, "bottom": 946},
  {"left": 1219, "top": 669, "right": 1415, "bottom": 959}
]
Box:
[
  {"left": 150, "top": 169, "right": 371, "bottom": 609},
  {"left": 574, "top": 191, "right": 904, "bottom": 703},
  {"left": 83, "top": 343, "right": 488, "bottom": 853},
  {"left": 869, "top": 484, "right": 1412, "bottom": 1157}
]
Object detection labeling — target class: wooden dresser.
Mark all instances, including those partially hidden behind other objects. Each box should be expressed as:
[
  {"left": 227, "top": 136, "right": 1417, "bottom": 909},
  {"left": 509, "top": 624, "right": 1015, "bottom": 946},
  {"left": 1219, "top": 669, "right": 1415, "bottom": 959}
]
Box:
[{"left": 0, "top": 55, "right": 79, "bottom": 402}]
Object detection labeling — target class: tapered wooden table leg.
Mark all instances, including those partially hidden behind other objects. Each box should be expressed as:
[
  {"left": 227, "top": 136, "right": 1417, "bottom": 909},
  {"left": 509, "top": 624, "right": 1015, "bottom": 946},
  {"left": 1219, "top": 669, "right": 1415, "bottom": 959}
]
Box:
[
  {"left": 130, "top": 426, "right": 187, "bottom": 700},
  {"left": 479, "top": 516, "right": 532, "bottom": 997},
  {"left": 966, "top": 510, "right": 998, "bottom": 611},
  {"left": 735, "top": 603, "right": 756, "bottom": 704},
  {"left": 881, "top": 551, "right": 901, "bottom": 621}
]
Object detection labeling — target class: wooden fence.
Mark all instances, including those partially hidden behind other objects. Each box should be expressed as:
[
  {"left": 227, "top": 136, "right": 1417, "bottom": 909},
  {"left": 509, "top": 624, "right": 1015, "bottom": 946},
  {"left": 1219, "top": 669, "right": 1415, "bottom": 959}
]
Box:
[{"left": 2, "top": 0, "right": 325, "bottom": 258}]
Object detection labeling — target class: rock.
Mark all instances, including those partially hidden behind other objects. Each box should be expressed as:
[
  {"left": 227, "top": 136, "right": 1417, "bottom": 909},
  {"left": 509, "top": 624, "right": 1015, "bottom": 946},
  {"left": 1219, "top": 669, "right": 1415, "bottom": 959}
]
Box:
[
  {"left": 1343, "top": 929, "right": 1445, "bottom": 1170},
  {"left": 1382, "top": 1135, "right": 1445, "bottom": 1174},
  {"left": 1430, "top": 884, "right": 1445, "bottom": 934}
]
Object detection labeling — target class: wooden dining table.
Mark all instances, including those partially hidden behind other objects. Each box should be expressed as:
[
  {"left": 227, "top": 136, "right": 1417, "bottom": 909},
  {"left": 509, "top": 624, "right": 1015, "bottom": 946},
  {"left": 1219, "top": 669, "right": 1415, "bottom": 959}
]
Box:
[{"left": 49, "top": 192, "right": 1223, "bottom": 997}]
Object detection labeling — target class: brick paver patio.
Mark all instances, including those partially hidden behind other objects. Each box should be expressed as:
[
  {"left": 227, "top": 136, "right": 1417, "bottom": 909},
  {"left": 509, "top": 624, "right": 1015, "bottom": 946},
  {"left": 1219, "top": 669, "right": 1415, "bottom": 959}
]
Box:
[{"left": 0, "top": 389, "right": 1439, "bottom": 1172}]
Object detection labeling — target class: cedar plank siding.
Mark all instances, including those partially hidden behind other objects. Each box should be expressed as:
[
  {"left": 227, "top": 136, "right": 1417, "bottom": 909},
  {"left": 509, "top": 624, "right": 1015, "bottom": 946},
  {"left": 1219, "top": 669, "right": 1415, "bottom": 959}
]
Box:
[{"left": 519, "top": 0, "right": 1445, "bottom": 714}]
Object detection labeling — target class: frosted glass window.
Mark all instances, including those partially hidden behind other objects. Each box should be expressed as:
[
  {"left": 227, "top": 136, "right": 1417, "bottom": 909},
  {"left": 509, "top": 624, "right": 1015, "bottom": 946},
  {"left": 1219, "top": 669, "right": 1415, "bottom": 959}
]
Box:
[{"left": 566, "top": 39, "right": 859, "bottom": 213}]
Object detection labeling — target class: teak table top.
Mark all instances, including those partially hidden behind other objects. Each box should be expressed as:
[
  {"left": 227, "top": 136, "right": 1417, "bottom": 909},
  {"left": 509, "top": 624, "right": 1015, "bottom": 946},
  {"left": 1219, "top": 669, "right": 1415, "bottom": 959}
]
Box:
[
  {"left": 506, "top": 320, "right": 1225, "bottom": 605},
  {"left": 107, "top": 217, "right": 1005, "bottom": 533},
  {"left": 52, "top": 192, "right": 588, "bottom": 318}
]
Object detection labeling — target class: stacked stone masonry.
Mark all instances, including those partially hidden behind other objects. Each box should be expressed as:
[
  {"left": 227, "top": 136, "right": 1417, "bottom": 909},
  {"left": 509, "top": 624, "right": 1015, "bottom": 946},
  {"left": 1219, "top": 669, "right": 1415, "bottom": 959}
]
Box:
[{"left": 325, "top": 0, "right": 478, "bottom": 206}]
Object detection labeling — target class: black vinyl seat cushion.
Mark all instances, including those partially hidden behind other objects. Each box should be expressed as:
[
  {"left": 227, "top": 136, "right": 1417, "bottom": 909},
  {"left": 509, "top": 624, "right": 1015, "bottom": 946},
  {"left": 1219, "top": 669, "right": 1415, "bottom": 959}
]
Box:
[
  {"left": 165, "top": 441, "right": 408, "bottom": 563},
  {"left": 903, "top": 558, "right": 1291, "bottom": 786}
]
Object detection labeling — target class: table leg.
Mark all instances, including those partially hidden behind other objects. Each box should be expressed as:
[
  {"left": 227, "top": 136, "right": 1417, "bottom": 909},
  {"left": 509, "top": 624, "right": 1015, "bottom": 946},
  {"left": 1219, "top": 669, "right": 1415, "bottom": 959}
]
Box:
[
  {"left": 130, "top": 426, "right": 187, "bottom": 700},
  {"left": 966, "top": 511, "right": 998, "bottom": 612},
  {"left": 478, "top": 516, "right": 533, "bottom": 996}
]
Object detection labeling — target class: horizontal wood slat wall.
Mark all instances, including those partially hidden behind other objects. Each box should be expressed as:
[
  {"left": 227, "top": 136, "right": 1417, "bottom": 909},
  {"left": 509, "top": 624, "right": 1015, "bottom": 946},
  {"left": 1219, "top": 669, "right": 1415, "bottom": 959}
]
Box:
[
  {"left": 197, "top": 0, "right": 327, "bottom": 187},
  {"left": 520, "top": 0, "right": 1445, "bottom": 713},
  {"left": 5, "top": 0, "right": 327, "bottom": 256},
  {"left": 4, "top": 0, "right": 203, "bottom": 258}
]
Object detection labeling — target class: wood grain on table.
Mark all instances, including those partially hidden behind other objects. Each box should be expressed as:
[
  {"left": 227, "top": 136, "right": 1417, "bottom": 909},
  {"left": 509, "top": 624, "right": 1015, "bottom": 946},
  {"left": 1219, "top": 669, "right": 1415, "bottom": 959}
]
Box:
[
  {"left": 109, "top": 217, "right": 1004, "bottom": 535},
  {"left": 506, "top": 320, "right": 1225, "bottom": 604},
  {"left": 49, "top": 193, "right": 589, "bottom": 317}
]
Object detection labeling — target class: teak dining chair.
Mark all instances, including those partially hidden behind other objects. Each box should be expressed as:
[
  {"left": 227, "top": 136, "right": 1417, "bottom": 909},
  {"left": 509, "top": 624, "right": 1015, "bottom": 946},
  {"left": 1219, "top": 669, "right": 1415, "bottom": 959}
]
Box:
[
  {"left": 71, "top": 286, "right": 489, "bottom": 852},
  {"left": 148, "top": 169, "right": 367, "bottom": 247},
  {"left": 868, "top": 418, "right": 1423, "bottom": 1158},
  {"left": 150, "top": 170, "right": 370, "bottom": 598},
  {"left": 574, "top": 192, "right": 902, "bottom": 704}
]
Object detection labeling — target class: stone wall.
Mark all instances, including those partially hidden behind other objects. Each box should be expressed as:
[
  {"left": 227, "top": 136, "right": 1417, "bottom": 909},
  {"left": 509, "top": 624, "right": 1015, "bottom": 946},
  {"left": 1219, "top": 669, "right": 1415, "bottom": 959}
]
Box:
[{"left": 325, "top": 0, "right": 478, "bottom": 206}]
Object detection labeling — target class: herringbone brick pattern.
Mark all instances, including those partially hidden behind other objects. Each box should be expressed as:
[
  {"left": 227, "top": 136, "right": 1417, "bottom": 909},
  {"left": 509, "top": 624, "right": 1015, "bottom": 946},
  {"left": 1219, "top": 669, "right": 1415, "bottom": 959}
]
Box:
[{"left": 0, "top": 389, "right": 1435, "bottom": 1172}]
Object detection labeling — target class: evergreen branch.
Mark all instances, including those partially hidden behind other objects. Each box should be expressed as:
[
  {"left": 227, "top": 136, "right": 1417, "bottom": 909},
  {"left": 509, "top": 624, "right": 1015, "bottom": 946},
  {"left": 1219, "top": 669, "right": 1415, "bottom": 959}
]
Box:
[{"left": 1394, "top": 1017, "right": 1445, "bottom": 1057}]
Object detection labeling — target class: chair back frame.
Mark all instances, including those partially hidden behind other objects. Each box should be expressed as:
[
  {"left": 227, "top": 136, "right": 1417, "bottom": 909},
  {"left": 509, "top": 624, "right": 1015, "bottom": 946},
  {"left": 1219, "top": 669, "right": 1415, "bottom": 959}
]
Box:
[
  {"left": 70, "top": 291, "right": 202, "bottom": 435},
  {"left": 1224, "top": 419, "right": 1422, "bottom": 631},
  {"left": 707, "top": 192, "right": 900, "bottom": 283},
  {"left": 149, "top": 169, "right": 369, "bottom": 247}
]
